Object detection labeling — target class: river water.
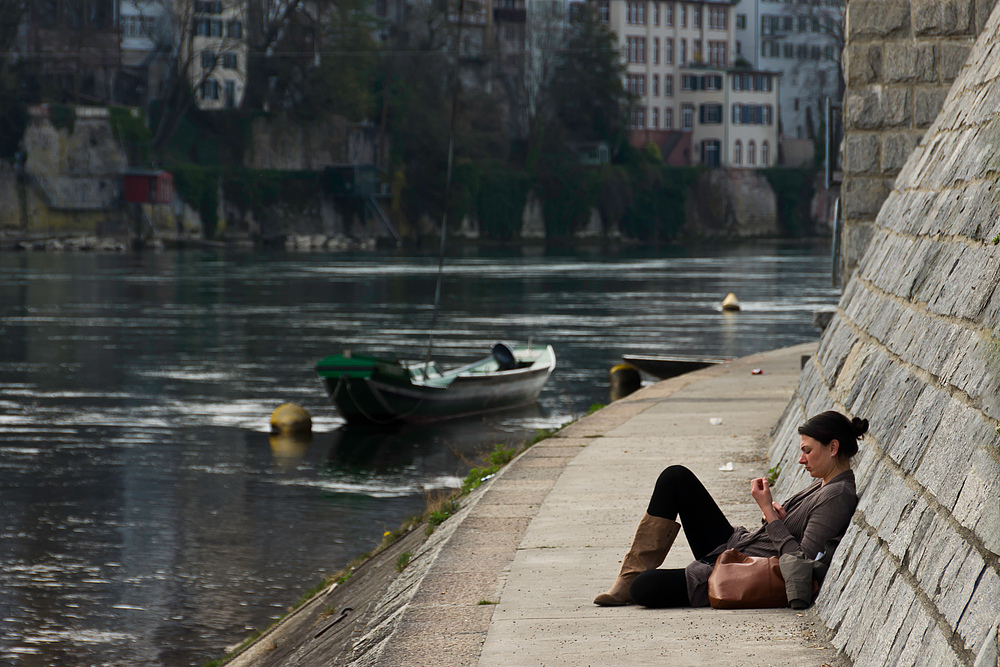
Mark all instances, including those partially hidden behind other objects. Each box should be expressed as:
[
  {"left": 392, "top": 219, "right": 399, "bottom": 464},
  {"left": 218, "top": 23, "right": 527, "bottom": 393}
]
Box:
[{"left": 0, "top": 242, "right": 840, "bottom": 666}]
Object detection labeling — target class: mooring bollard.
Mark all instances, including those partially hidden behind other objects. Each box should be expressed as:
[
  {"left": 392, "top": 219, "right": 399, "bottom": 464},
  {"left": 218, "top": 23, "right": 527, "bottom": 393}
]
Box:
[{"left": 609, "top": 364, "right": 641, "bottom": 402}]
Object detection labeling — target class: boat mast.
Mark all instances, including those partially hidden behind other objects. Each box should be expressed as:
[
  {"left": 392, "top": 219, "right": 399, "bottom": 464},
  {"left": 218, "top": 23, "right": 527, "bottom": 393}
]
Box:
[{"left": 425, "top": 0, "right": 465, "bottom": 365}]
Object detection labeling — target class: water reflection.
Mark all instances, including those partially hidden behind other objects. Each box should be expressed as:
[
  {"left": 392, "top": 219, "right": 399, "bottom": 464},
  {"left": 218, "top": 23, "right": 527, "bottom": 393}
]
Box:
[{"left": 0, "top": 243, "right": 840, "bottom": 666}]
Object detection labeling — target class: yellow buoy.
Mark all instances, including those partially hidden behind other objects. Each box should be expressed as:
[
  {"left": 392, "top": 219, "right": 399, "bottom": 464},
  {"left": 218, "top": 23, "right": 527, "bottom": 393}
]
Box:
[
  {"left": 721, "top": 292, "right": 741, "bottom": 311},
  {"left": 609, "top": 364, "right": 642, "bottom": 402},
  {"left": 270, "top": 403, "right": 312, "bottom": 434}
]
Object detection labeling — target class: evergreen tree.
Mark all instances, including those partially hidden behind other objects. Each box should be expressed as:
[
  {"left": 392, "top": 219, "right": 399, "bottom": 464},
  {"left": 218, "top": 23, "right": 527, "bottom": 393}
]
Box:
[{"left": 538, "top": 8, "right": 630, "bottom": 149}]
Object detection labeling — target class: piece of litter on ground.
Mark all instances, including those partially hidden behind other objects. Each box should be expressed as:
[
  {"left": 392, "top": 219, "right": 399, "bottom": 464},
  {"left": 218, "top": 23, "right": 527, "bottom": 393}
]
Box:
[
  {"left": 751, "top": 368, "right": 764, "bottom": 375},
  {"left": 709, "top": 417, "right": 724, "bottom": 425},
  {"left": 719, "top": 462, "right": 734, "bottom": 471}
]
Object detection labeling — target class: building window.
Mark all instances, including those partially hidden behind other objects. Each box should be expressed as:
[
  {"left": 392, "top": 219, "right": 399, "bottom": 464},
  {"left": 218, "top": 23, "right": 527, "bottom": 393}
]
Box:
[
  {"left": 733, "top": 140, "right": 742, "bottom": 165},
  {"left": 626, "top": 37, "right": 647, "bottom": 63},
  {"left": 709, "top": 7, "right": 726, "bottom": 30},
  {"left": 224, "top": 80, "right": 236, "bottom": 108},
  {"left": 652, "top": 74, "right": 659, "bottom": 96},
  {"left": 223, "top": 52, "right": 238, "bottom": 69},
  {"left": 693, "top": 40, "right": 702, "bottom": 62},
  {"left": 665, "top": 2, "right": 673, "bottom": 26},
  {"left": 652, "top": 107, "right": 659, "bottom": 128},
  {"left": 761, "top": 141, "right": 769, "bottom": 166},
  {"left": 736, "top": 13, "right": 746, "bottom": 30},
  {"left": 653, "top": 2, "right": 659, "bottom": 26},
  {"left": 664, "top": 107, "right": 673, "bottom": 129},
  {"left": 195, "top": 19, "right": 210, "bottom": 35},
  {"left": 702, "top": 74, "right": 722, "bottom": 90},
  {"left": 794, "top": 97, "right": 800, "bottom": 111},
  {"left": 681, "top": 104, "right": 693, "bottom": 130},
  {"left": 211, "top": 19, "right": 223, "bottom": 36},
  {"left": 680, "top": 39, "right": 686, "bottom": 65},
  {"left": 699, "top": 103, "right": 722, "bottom": 124},
  {"left": 626, "top": 74, "right": 646, "bottom": 96},
  {"left": 680, "top": 4, "right": 686, "bottom": 27},
  {"left": 665, "top": 38, "right": 673, "bottom": 64},
  {"left": 200, "top": 50, "right": 217, "bottom": 68},
  {"left": 692, "top": 5, "right": 700, "bottom": 28},
  {"left": 630, "top": 106, "right": 646, "bottom": 129},
  {"left": 201, "top": 79, "right": 219, "bottom": 100},
  {"left": 227, "top": 20, "right": 242, "bottom": 38},
  {"left": 664, "top": 74, "right": 673, "bottom": 96},
  {"left": 598, "top": 1, "right": 610, "bottom": 22},
  {"left": 653, "top": 37, "right": 660, "bottom": 64},
  {"left": 626, "top": 1, "right": 646, "bottom": 25},
  {"left": 702, "top": 139, "right": 720, "bottom": 167},
  {"left": 748, "top": 140, "right": 756, "bottom": 166},
  {"left": 708, "top": 41, "right": 727, "bottom": 67},
  {"left": 682, "top": 74, "right": 698, "bottom": 91}
]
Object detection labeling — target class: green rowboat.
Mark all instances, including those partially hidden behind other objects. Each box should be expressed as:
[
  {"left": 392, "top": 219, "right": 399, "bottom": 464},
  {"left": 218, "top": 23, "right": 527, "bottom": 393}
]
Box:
[{"left": 316, "top": 343, "right": 556, "bottom": 425}]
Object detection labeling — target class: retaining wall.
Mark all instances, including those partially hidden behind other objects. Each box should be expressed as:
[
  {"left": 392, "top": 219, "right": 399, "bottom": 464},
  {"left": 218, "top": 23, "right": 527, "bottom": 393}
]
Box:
[
  {"left": 840, "top": 0, "right": 998, "bottom": 280},
  {"left": 770, "top": 4, "right": 1000, "bottom": 664}
]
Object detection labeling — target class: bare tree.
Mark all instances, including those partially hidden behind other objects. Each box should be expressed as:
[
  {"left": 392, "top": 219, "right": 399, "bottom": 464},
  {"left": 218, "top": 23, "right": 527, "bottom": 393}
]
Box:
[{"left": 150, "top": 0, "right": 247, "bottom": 148}]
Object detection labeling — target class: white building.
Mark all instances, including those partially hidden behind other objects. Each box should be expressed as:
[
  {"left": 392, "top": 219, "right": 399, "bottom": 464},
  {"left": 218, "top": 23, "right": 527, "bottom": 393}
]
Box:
[
  {"left": 183, "top": 0, "right": 249, "bottom": 109},
  {"left": 597, "top": 0, "right": 778, "bottom": 167},
  {"left": 733, "top": 0, "right": 841, "bottom": 141},
  {"left": 118, "top": 0, "right": 171, "bottom": 104}
]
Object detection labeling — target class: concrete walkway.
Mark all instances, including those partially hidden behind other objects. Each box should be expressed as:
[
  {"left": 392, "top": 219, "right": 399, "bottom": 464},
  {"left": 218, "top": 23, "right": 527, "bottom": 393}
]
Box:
[
  {"left": 343, "top": 342, "right": 844, "bottom": 666},
  {"left": 477, "top": 342, "right": 838, "bottom": 666}
]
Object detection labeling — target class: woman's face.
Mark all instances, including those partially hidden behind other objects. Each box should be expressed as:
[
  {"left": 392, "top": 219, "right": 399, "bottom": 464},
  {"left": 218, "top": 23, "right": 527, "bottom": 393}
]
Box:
[{"left": 798, "top": 435, "right": 838, "bottom": 479}]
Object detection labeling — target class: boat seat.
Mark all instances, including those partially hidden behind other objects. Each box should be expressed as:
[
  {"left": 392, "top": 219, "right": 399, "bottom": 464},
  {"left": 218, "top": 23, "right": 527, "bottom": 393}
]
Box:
[{"left": 492, "top": 342, "right": 518, "bottom": 371}]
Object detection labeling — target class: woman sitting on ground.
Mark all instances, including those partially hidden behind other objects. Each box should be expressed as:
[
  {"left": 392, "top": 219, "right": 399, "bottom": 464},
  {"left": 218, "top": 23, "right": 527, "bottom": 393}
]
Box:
[{"left": 594, "top": 411, "right": 866, "bottom": 608}]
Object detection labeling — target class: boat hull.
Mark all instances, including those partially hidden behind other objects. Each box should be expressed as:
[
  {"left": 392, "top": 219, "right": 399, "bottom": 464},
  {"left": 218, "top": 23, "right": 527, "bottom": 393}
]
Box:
[
  {"left": 318, "top": 346, "right": 555, "bottom": 426},
  {"left": 621, "top": 354, "right": 728, "bottom": 380}
]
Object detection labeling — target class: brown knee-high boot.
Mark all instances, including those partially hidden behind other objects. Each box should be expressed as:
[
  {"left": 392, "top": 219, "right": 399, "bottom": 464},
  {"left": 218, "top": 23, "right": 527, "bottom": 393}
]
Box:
[{"left": 593, "top": 513, "right": 681, "bottom": 606}]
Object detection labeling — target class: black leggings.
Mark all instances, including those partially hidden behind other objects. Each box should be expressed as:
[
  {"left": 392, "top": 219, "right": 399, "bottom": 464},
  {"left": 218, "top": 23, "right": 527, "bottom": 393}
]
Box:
[{"left": 630, "top": 465, "right": 734, "bottom": 608}]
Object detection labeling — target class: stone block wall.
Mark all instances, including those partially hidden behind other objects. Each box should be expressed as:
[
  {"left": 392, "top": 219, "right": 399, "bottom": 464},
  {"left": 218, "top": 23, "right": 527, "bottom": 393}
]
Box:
[
  {"left": 840, "top": 0, "right": 998, "bottom": 281},
  {"left": 769, "top": 3, "right": 1000, "bottom": 664}
]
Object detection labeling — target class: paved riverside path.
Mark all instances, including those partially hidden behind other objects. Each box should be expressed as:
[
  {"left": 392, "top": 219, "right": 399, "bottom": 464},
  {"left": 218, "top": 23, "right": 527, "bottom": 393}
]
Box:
[{"left": 346, "top": 342, "right": 843, "bottom": 666}]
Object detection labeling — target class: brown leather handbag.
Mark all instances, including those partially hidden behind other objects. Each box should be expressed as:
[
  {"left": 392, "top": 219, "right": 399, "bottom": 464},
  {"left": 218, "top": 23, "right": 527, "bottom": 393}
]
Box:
[{"left": 707, "top": 549, "right": 788, "bottom": 609}]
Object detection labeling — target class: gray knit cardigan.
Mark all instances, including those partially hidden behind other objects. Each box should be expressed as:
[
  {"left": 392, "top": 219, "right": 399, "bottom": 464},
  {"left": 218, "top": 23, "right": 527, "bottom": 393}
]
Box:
[{"left": 684, "top": 470, "right": 858, "bottom": 607}]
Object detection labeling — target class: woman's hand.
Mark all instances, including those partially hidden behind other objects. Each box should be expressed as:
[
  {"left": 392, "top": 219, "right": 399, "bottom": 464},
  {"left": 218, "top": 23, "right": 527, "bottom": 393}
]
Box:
[{"left": 750, "top": 477, "right": 779, "bottom": 523}]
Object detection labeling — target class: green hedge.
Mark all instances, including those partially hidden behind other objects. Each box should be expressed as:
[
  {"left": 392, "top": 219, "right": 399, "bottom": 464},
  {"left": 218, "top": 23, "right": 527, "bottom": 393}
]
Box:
[
  {"left": 761, "top": 167, "right": 817, "bottom": 236},
  {"left": 171, "top": 165, "right": 220, "bottom": 238}
]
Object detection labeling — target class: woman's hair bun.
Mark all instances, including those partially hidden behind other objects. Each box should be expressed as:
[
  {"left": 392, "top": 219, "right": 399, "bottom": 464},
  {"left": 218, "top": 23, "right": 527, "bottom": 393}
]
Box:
[{"left": 851, "top": 417, "right": 869, "bottom": 437}]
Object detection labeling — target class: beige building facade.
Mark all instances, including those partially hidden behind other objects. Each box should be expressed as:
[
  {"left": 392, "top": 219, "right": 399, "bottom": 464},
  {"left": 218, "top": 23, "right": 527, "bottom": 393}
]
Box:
[
  {"left": 597, "top": 0, "right": 778, "bottom": 167},
  {"left": 183, "top": 0, "right": 248, "bottom": 109}
]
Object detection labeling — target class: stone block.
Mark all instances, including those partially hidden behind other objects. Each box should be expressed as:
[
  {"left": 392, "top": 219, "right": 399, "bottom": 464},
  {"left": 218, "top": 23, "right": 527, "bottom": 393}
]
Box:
[
  {"left": 890, "top": 605, "right": 934, "bottom": 667},
  {"left": 913, "top": 0, "right": 976, "bottom": 36},
  {"left": 889, "top": 386, "right": 949, "bottom": 473},
  {"left": 847, "top": 0, "right": 912, "bottom": 39},
  {"left": 975, "top": 0, "right": 1000, "bottom": 33},
  {"left": 845, "top": 132, "right": 881, "bottom": 174},
  {"left": 882, "top": 131, "right": 923, "bottom": 174},
  {"left": 914, "top": 401, "right": 988, "bottom": 511},
  {"left": 940, "top": 41, "right": 974, "bottom": 80},
  {"left": 887, "top": 86, "right": 913, "bottom": 126},
  {"left": 843, "top": 177, "right": 891, "bottom": 219},
  {"left": 845, "top": 88, "right": 886, "bottom": 131},
  {"left": 913, "top": 87, "right": 950, "bottom": 128},
  {"left": 846, "top": 43, "right": 884, "bottom": 86},
  {"left": 884, "top": 41, "right": 939, "bottom": 83},
  {"left": 956, "top": 565, "right": 1000, "bottom": 651},
  {"left": 953, "top": 443, "right": 1000, "bottom": 552}
]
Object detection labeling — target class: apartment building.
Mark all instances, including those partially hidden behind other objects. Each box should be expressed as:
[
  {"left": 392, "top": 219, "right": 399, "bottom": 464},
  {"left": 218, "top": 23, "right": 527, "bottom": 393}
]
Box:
[
  {"left": 733, "top": 0, "right": 842, "bottom": 140},
  {"left": 184, "top": 0, "right": 248, "bottom": 110},
  {"left": 118, "top": 0, "right": 171, "bottom": 105},
  {"left": 598, "top": 0, "right": 778, "bottom": 167}
]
